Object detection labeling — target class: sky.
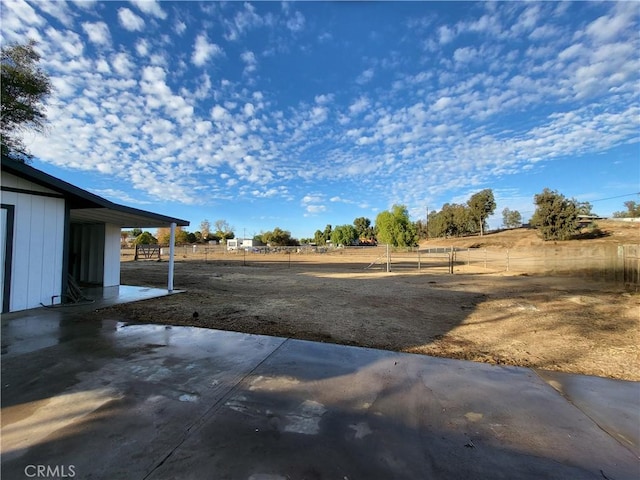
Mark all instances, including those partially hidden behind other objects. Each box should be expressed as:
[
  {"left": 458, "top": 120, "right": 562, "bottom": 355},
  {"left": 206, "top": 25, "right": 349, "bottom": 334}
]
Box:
[{"left": 1, "top": 1, "right": 639, "bottom": 239}]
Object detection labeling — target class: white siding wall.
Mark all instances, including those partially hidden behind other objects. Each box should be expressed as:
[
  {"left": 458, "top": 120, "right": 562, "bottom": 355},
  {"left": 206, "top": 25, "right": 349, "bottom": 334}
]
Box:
[
  {"left": 1, "top": 175, "right": 65, "bottom": 311},
  {"left": 103, "top": 223, "right": 121, "bottom": 287}
]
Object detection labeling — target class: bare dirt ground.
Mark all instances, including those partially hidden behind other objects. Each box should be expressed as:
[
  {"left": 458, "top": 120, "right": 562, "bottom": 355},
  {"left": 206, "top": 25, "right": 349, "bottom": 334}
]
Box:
[{"left": 103, "top": 221, "right": 639, "bottom": 381}]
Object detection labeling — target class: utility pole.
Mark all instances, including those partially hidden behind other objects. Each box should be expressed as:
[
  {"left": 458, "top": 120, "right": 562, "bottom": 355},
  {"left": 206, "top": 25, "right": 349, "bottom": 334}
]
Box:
[{"left": 426, "top": 206, "right": 429, "bottom": 240}]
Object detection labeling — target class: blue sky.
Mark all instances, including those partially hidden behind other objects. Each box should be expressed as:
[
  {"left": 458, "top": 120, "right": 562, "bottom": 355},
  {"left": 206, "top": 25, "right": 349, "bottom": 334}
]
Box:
[{"left": 2, "top": 1, "right": 639, "bottom": 239}]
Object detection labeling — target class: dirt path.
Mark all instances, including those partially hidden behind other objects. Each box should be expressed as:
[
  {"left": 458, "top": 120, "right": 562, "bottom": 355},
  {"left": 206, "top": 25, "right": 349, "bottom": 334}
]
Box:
[{"left": 101, "top": 256, "right": 639, "bottom": 381}]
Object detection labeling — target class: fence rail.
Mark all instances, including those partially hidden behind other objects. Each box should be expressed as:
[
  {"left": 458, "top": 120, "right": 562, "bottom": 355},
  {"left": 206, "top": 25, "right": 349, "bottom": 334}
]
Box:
[{"left": 122, "top": 243, "right": 640, "bottom": 289}]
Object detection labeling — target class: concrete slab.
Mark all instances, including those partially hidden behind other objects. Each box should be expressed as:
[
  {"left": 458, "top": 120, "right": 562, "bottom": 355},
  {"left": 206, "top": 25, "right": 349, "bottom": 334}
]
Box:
[
  {"left": 535, "top": 369, "right": 640, "bottom": 457},
  {"left": 1, "top": 316, "right": 638, "bottom": 480}
]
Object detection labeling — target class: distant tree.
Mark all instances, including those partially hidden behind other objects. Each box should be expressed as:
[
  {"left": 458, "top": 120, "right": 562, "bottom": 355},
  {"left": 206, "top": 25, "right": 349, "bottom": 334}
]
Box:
[
  {"left": 353, "top": 217, "right": 374, "bottom": 240},
  {"left": 576, "top": 201, "right": 594, "bottom": 216},
  {"left": 323, "top": 224, "right": 332, "bottom": 242},
  {"left": 331, "top": 224, "right": 358, "bottom": 246},
  {"left": 260, "top": 227, "right": 298, "bottom": 246},
  {"left": 1, "top": 40, "right": 52, "bottom": 162},
  {"left": 156, "top": 226, "right": 189, "bottom": 245},
  {"left": 131, "top": 228, "right": 143, "bottom": 238},
  {"left": 375, "top": 204, "right": 418, "bottom": 247},
  {"left": 530, "top": 188, "right": 579, "bottom": 241},
  {"left": 613, "top": 200, "right": 640, "bottom": 218},
  {"left": 214, "top": 219, "right": 234, "bottom": 240},
  {"left": 186, "top": 232, "right": 198, "bottom": 243},
  {"left": 414, "top": 219, "right": 428, "bottom": 240},
  {"left": 193, "top": 231, "right": 203, "bottom": 243},
  {"left": 502, "top": 208, "right": 523, "bottom": 229},
  {"left": 428, "top": 203, "right": 475, "bottom": 238},
  {"left": 467, "top": 189, "right": 496, "bottom": 236},
  {"left": 133, "top": 231, "right": 157, "bottom": 245},
  {"left": 313, "top": 229, "right": 325, "bottom": 245},
  {"left": 200, "top": 219, "right": 211, "bottom": 240}
]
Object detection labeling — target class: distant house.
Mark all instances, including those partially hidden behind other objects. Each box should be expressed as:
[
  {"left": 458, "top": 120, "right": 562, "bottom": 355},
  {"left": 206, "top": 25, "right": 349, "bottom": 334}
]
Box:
[
  {"left": 1, "top": 156, "right": 189, "bottom": 313},
  {"left": 227, "top": 238, "right": 264, "bottom": 251}
]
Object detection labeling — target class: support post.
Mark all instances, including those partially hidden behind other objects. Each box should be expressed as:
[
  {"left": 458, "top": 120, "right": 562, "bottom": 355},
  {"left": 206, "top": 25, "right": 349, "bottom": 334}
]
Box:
[
  {"left": 168, "top": 222, "right": 176, "bottom": 292},
  {"left": 386, "top": 244, "right": 390, "bottom": 273}
]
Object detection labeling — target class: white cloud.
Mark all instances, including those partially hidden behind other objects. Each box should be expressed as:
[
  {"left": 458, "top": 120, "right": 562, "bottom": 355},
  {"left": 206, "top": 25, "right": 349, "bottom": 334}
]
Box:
[
  {"left": 118, "top": 7, "right": 145, "bottom": 31},
  {"left": 349, "top": 96, "right": 370, "bottom": 115},
  {"left": 82, "top": 21, "right": 111, "bottom": 46},
  {"left": 438, "top": 25, "right": 455, "bottom": 44},
  {"left": 192, "top": 34, "right": 223, "bottom": 66},
  {"left": 286, "top": 11, "right": 305, "bottom": 32},
  {"left": 241, "top": 50, "right": 257, "bottom": 74},
  {"left": 111, "top": 52, "right": 135, "bottom": 77},
  {"left": 174, "top": 20, "right": 186, "bottom": 35},
  {"left": 211, "top": 105, "right": 229, "bottom": 121},
  {"left": 356, "top": 68, "right": 374, "bottom": 85},
  {"left": 129, "top": 0, "right": 167, "bottom": 20}
]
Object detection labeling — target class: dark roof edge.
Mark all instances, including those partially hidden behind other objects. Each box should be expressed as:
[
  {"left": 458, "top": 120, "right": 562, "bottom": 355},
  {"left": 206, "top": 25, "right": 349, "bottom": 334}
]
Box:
[{"left": 1, "top": 156, "right": 190, "bottom": 227}]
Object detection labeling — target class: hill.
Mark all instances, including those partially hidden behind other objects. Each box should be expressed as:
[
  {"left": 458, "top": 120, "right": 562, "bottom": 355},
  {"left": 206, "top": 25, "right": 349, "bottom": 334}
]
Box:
[{"left": 421, "top": 219, "right": 639, "bottom": 250}]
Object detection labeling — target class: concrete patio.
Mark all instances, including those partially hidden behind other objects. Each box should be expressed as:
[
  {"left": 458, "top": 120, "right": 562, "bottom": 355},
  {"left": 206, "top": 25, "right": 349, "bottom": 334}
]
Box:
[{"left": 1, "top": 292, "right": 638, "bottom": 480}]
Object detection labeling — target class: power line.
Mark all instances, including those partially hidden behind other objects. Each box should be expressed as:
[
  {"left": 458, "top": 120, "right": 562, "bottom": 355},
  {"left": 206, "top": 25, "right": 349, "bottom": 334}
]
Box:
[{"left": 589, "top": 192, "right": 640, "bottom": 203}]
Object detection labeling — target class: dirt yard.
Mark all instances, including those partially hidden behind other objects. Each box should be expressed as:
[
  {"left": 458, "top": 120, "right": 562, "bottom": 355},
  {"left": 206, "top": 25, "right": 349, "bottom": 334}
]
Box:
[{"left": 103, "top": 241, "right": 639, "bottom": 381}]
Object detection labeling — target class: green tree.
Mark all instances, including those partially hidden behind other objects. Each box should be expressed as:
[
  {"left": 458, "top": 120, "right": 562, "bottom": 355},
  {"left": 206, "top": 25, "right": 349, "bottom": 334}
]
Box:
[
  {"left": 133, "top": 231, "right": 157, "bottom": 245},
  {"left": 375, "top": 204, "right": 418, "bottom": 247},
  {"left": 260, "top": 227, "right": 298, "bottom": 246},
  {"left": 331, "top": 224, "right": 358, "bottom": 246},
  {"left": 131, "top": 228, "right": 143, "bottom": 237},
  {"left": 502, "top": 208, "right": 523, "bottom": 229},
  {"left": 530, "top": 188, "right": 579, "bottom": 241},
  {"left": 428, "top": 203, "right": 475, "bottom": 238},
  {"left": 323, "top": 224, "right": 332, "bottom": 242},
  {"left": 313, "top": 229, "right": 325, "bottom": 245},
  {"left": 1, "top": 40, "right": 52, "bottom": 162},
  {"left": 613, "top": 201, "right": 640, "bottom": 218},
  {"left": 467, "top": 189, "right": 496, "bottom": 236},
  {"left": 353, "top": 217, "right": 374, "bottom": 240}
]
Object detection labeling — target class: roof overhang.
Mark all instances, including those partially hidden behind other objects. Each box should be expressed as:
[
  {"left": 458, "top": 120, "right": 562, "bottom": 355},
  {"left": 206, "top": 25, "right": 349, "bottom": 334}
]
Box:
[{"left": 2, "top": 156, "right": 190, "bottom": 228}]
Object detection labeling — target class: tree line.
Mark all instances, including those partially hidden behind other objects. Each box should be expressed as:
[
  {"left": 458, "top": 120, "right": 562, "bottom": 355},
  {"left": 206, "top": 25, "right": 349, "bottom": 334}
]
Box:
[{"left": 121, "top": 189, "right": 636, "bottom": 247}]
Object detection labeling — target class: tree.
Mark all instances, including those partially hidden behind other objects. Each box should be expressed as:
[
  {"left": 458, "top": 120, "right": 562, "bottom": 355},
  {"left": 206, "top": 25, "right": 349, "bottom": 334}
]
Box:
[
  {"left": 323, "top": 224, "right": 332, "bottom": 242},
  {"left": 613, "top": 201, "right": 640, "bottom": 218},
  {"left": 375, "top": 204, "right": 418, "bottom": 247},
  {"left": 133, "top": 231, "right": 157, "bottom": 245},
  {"left": 427, "top": 203, "right": 475, "bottom": 238},
  {"left": 467, "top": 189, "right": 496, "bottom": 236},
  {"left": 331, "top": 224, "right": 358, "bottom": 246},
  {"left": 131, "top": 228, "right": 143, "bottom": 238},
  {"left": 1, "top": 40, "right": 52, "bottom": 162},
  {"left": 156, "top": 226, "right": 189, "bottom": 245},
  {"left": 353, "top": 217, "right": 374, "bottom": 240},
  {"left": 214, "top": 219, "right": 234, "bottom": 240},
  {"left": 313, "top": 229, "right": 325, "bottom": 245},
  {"left": 530, "top": 188, "right": 579, "bottom": 241},
  {"left": 576, "top": 201, "right": 593, "bottom": 216},
  {"left": 260, "top": 227, "right": 298, "bottom": 246},
  {"left": 200, "top": 219, "right": 211, "bottom": 240},
  {"left": 502, "top": 208, "right": 522, "bottom": 229}
]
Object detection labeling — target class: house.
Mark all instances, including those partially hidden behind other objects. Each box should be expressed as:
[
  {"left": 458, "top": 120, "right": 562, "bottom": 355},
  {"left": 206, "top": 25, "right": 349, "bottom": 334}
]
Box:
[
  {"left": 226, "top": 238, "right": 263, "bottom": 251},
  {"left": 1, "top": 156, "right": 189, "bottom": 313}
]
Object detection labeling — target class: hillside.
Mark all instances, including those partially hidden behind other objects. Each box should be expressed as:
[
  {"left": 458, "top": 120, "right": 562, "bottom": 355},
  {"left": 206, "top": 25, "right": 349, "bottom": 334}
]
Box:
[{"left": 420, "top": 219, "right": 639, "bottom": 249}]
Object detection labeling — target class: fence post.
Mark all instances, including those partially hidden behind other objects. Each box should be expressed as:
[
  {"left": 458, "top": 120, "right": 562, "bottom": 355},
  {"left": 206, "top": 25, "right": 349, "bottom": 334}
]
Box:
[
  {"left": 134, "top": 244, "right": 139, "bottom": 261},
  {"left": 386, "top": 244, "right": 390, "bottom": 273}
]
